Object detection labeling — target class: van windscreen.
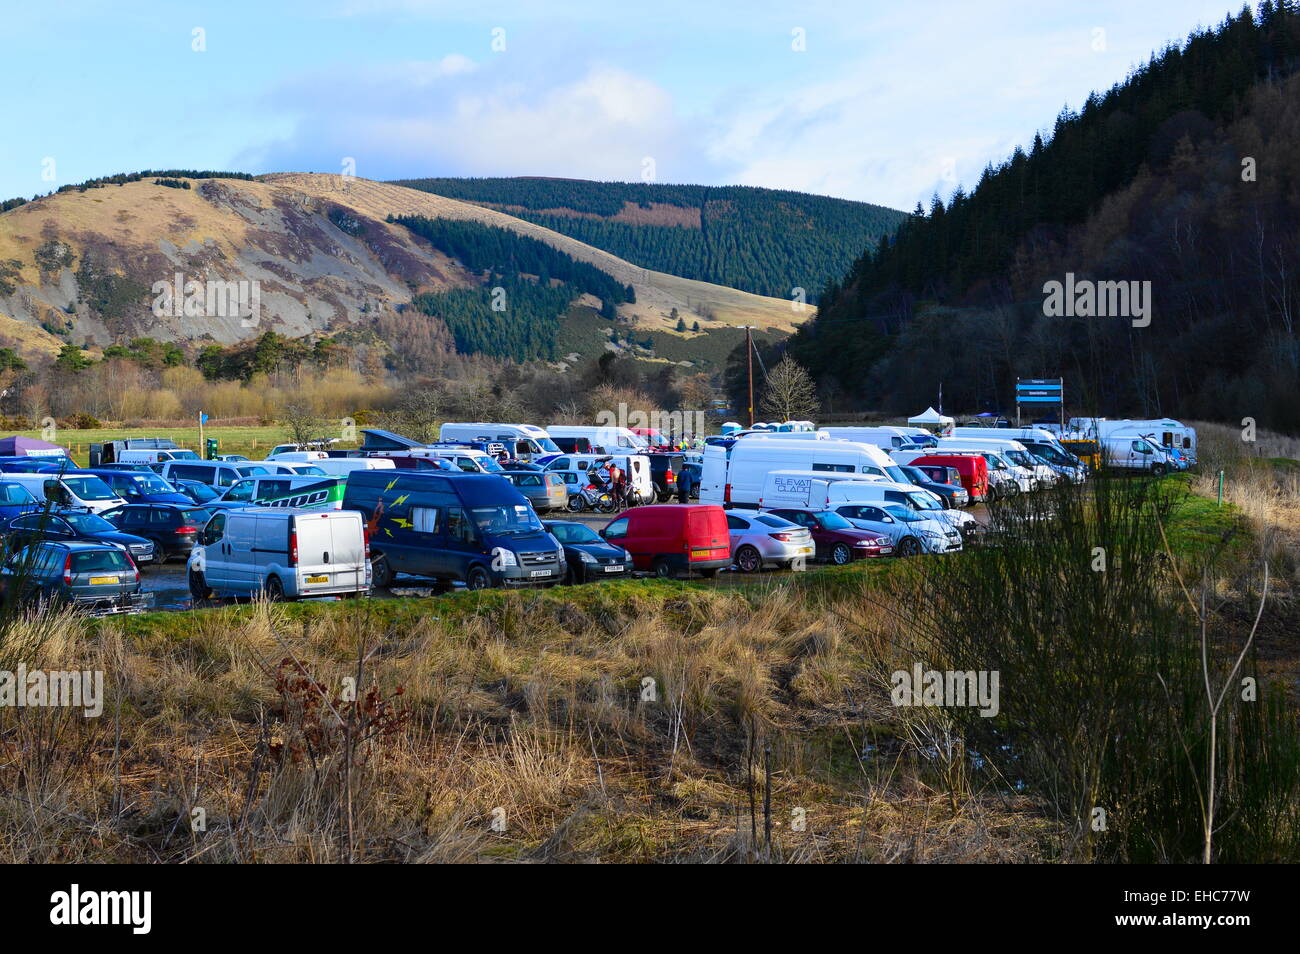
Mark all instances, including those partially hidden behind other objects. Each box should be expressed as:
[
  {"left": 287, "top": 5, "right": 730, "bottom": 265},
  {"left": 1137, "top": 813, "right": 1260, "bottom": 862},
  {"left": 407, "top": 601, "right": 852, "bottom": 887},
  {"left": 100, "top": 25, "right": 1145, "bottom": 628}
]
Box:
[{"left": 62, "top": 476, "right": 117, "bottom": 500}]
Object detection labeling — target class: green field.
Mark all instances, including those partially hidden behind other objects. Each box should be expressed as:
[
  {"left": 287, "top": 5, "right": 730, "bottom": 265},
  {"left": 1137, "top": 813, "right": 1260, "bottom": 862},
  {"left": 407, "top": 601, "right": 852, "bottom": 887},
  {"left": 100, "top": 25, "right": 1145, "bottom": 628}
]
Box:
[{"left": 7, "top": 425, "right": 337, "bottom": 466}]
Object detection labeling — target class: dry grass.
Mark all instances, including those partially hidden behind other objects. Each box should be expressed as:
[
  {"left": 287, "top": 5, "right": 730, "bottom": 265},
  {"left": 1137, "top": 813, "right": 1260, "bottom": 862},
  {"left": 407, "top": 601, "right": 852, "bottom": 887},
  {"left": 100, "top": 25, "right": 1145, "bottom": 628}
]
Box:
[{"left": 0, "top": 585, "right": 1056, "bottom": 864}]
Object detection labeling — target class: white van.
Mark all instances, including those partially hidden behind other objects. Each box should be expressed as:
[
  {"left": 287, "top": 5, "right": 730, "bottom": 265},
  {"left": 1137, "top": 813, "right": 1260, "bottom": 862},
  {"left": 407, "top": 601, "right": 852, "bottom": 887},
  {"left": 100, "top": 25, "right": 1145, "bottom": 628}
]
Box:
[
  {"left": 701, "top": 437, "right": 916, "bottom": 507},
  {"left": 187, "top": 507, "right": 370, "bottom": 600},
  {"left": 1101, "top": 435, "right": 1171, "bottom": 472},
  {"left": 117, "top": 448, "right": 202, "bottom": 465},
  {"left": 3, "top": 472, "right": 126, "bottom": 514},
  {"left": 440, "top": 423, "right": 560, "bottom": 460},
  {"left": 543, "top": 453, "right": 654, "bottom": 502},
  {"left": 759, "top": 470, "right": 975, "bottom": 536},
  {"left": 309, "top": 458, "right": 395, "bottom": 477},
  {"left": 404, "top": 445, "right": 503, "bottom": 474},
  {"left": 264, "top": 450, "right": 329, "bottom": 462},
  {"left": 548, "top": 425, "right": 647, "bottom": 454}
]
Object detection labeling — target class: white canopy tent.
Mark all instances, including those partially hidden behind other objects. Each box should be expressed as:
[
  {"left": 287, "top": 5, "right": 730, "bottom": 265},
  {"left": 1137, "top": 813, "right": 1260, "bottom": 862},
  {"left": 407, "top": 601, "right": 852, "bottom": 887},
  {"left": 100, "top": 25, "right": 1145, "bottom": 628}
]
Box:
[{"left": 907, "top": 407, "right": 955, "bottom": 436}]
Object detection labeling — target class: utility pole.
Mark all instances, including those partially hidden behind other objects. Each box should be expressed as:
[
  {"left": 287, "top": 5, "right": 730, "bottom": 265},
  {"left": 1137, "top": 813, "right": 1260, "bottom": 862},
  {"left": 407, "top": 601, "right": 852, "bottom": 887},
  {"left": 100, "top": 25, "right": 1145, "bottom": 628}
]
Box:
[{"left": 741, "top": 326, "right": 758, "bottom": 427}]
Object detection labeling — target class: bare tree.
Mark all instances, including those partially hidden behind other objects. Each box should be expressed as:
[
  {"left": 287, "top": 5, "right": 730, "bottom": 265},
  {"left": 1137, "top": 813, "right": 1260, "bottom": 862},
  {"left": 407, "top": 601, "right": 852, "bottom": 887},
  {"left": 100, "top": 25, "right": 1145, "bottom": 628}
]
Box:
[
  {"left": 281, "top": 403, "right": 331, "bottom": 449},
  {"left": 760, "top": 356, "right": 820, "bottom": 421}
]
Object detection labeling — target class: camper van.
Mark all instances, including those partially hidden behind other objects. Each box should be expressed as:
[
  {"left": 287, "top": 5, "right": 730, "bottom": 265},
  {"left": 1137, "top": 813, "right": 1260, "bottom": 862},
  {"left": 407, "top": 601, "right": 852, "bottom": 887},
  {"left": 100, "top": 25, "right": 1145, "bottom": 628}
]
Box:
[
  {"left": 341, "top": 471, "right": 564, "bottom": 590},
  {"left": 700, "top": 437, "right": 918, "bottom": 507},
  {"left": 1069, "top": 419, "right": 1197, "bottom": 459},
  {"left": 439, "top": 423, "right": 560, "bottom": 461}
]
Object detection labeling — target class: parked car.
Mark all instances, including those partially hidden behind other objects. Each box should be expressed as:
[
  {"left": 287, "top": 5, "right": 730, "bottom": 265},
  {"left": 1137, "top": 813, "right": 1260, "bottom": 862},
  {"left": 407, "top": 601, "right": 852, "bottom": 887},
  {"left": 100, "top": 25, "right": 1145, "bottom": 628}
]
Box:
[
  {"left": 100, "top": 504, "right": 214, "bottom": 562},
  {"left": 645, "top": 453, "right": 684, "bottom": 501},
  {"left": 833, "top": 503, "right": 962, "bottom": 556},
  {"left": 0, "top": 455, "right": 77, "bottom": 473},
  {"left": 501, "top": 470, "right": 568, "bottom": 513},
  {"left": 342, "top": 470, "right": 563, "bottom": 590},
  {"left": 173, "top": 479, "right": 222, "bottom": 505},
  {"left": 897, "top": 464, "right": 969, "bottom": 509},
  {"left": 76, "top": 468, "right": 193, "bottom": 505},
  {"left": 542, "top": 520, "right": 633, "bottom": 583},
  {"left": 598, "top": 504, "right": 730, "bottom": 579},
  {"left": 160, "top": 460, "right": 272, "bottom": 489},
  {"left": 0, "top": 541, "right": 146, "bottom": 615},
  {"left": 725, "top": 510, "right": 814, "bottom": 573},
  {"left": 2, "top": 510, "right": 157, "bottom": 566},
  {"left": 762, "top": 508, "right": 893, "bottom": 564},
  {"left": 188, "top": 508, "right": 371, "bottom": 601}
]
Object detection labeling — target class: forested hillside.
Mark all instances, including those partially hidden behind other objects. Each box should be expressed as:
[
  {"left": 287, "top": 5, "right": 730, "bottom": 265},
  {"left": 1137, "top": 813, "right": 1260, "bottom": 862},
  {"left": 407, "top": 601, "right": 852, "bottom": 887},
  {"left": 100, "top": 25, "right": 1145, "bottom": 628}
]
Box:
[
  {"left": 390, "top": 177, "right": 908, "bottom": 302},
  {"left": 395, "top": 214, "right": 635, "bottom": 362},
  {"left": 790, "top": 2, "right": 1300, "bottom": 432}
]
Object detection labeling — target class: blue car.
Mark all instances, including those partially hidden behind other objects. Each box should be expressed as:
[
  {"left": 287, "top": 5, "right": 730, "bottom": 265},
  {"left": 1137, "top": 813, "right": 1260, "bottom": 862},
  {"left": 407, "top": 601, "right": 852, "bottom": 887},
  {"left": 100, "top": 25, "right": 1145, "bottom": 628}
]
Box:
[
  {"left": 76, "top": 468, "right": 193, "bottom": 505},
  {"left": 0, "top": 480, "right": 44, "bottom": 523}
]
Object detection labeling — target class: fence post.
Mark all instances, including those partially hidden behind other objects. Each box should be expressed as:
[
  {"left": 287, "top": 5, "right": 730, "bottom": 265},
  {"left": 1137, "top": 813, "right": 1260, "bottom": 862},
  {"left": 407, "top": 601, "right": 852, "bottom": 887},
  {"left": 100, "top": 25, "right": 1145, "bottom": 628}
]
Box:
[{"left": 1217, "top": 470, "right": 1224, "bottom": 506}]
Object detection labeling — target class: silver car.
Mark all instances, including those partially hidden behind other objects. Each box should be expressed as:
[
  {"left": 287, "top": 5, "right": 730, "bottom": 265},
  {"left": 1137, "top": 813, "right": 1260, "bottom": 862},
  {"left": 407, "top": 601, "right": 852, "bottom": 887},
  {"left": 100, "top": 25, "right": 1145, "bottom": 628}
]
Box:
[
  {"left": 834, "top": 503, "right": 962, "bottom": 556},
  {"left": 725, "top": 510, "right": 815, "bottom": 572}
]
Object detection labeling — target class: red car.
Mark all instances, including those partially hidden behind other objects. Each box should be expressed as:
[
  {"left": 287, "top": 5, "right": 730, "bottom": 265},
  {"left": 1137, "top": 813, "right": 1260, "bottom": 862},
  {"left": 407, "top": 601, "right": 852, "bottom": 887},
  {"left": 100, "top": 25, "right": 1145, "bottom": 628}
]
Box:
[
  {"left": 600, "top": 504, "right": 730, "bottom": 578},
  {"left": 764, "top": 508, "right": 893, "bottom": 564}
]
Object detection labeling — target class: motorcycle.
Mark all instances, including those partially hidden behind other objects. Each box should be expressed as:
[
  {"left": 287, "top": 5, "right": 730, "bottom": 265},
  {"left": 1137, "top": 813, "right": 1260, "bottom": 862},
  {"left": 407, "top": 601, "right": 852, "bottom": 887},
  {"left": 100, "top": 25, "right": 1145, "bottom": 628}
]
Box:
[{"left": 567, "top": 483, "right": 617, "bottom": 514}]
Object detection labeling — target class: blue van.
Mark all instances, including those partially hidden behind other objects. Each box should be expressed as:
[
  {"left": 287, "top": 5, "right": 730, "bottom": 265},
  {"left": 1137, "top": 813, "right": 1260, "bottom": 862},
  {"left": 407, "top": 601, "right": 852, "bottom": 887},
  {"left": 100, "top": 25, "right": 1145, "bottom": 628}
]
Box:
[
  {"left": 342, "top": 470, "right": 563, "bottom": 590},
  {"left": 0, "top": 480, "right": 43, "bottom": 522},
  {"left": 77, "top": 468, "right": 192, "bottom": 504}
]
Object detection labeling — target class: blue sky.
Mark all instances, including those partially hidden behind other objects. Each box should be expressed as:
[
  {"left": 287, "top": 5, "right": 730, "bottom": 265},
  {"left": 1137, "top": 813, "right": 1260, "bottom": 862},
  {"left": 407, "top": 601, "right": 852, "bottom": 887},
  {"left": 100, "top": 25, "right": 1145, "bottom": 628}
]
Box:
[{"left": 3, "top": 0, "right": 1254, "bottom": 210}]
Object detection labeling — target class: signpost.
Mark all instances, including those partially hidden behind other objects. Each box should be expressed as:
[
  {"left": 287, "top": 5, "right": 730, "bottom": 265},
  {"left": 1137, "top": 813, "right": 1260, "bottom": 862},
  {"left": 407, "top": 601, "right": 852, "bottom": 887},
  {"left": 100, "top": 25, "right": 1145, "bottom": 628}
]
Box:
[{"left": 1015, "top": 378, "right": 1063, "bottom": 429}]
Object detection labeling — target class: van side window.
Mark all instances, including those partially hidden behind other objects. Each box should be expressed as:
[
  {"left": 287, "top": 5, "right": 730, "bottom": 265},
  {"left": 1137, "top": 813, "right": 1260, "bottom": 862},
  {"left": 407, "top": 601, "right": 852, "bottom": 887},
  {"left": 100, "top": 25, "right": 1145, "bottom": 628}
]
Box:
[
  {"left": 603, "top": 517, "right": 629, "bottom": 539},
  {"left": 225, "top": 479, "right": 256, "bottom": 502},
  {"left": 812, "top": 463, "right": 854, "bottom": 473},
  {"left": 551, "top": 458, "right": 570, "bottom": 470},
  {"left": 447, "top": 508, "right": 476, "bottom": 544},
  {"left": 454, "top": 458, "right": 478, "bottom": 473},
  {"left": 216, "top": 468, "right": 238, "bottom": 487},
  {"left": 412, "top": 506, "right": 439, "bottom": 534},
  {"left": 862, "top": 466, "right": 884, "bottom": 476}
]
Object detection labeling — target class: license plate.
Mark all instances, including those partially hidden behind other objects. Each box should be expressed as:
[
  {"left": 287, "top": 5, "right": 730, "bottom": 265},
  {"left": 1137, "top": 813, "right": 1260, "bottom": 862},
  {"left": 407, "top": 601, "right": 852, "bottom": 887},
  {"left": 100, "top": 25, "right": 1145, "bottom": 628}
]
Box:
[
  {"left": 800, "top": 546, "right": 813, "bottom": 554},
  {"left": 88, "top": 576, "right": 118, "bottom": 585},
  {"left": 530, "top": 569, "right": 551, "bottom": 577},
  {"left": 305, "top": 574, "right": 329, "bottom": 584},
  {"left": 603, "top": 564, "right": 623, "bottom": 572}
]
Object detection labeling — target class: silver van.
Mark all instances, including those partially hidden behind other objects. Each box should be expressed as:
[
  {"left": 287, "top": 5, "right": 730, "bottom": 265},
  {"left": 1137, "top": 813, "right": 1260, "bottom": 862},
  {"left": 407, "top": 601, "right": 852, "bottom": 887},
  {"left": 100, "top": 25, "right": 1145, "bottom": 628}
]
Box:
[
  {"left": 161, "top": 460, "right": 272, "bottom": 489},
  {"left": 187, "top": 507, "right": 370, "bottom": 601}
]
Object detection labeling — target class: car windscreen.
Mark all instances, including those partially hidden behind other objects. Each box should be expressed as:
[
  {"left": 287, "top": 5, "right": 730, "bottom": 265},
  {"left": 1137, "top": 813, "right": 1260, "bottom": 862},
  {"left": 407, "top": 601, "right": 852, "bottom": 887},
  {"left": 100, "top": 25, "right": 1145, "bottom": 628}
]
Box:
[
  {"left": 536, "top": 437, "right": 561, "bottom": 453},
  {"left": 884, "top": 504, "right": 925, "bottom": 523},
  {"left": 127, "top": 474, "right": 178, "bottom": 493},
  {"left": 906, "top": 492, "right": 943, "bottom": 511},
  {"left": 550, "top": 523, "right": 601, "bottom": 544},
  {"left": 183, "top": 483, "right": 219, "bottom": 501},
  {"left": 815, "top": 511, "right": 853, "bottom": 530},
  {"left": 63, "top": 513, "right": 116, "bottom": 533},
  {"left": 235, "top": 465, "right": 270, "bottom": 476},
  {"left": 884, "top": 465, "right": 911, "bottom": 484},
  {"left": 479, "top": 458, "right": 504, "bottom": 473},
  {"left": 71, "top": 549, "right": 132, "bottom": 573},
  {"left": 0, "top": 483, "right": 38, "bottom": 505},
  {"left": 294, "top": 466, "right": 327, "bottom": 476},
  {"left": 471, "top": 504, "right": 542, "bottom": 535},
  {"left": 62, "top": 476, "right": 118, "bottom": 500}
]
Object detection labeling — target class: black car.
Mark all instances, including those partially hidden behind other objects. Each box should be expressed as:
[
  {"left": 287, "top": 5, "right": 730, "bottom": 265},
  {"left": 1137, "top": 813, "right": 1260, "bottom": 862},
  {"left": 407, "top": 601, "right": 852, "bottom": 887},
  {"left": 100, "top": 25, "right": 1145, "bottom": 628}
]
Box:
[
  {"left": 542, "top": 520, "right": 632, "bottom": 583},
  {"left": 100, "top": 504, "right": 215, "bottom": 562},
  {"left": 0, "top": 540, "right": 146, "bottom": 615},
  {"left": 645, "top": 453, "right": 684, "bottom": 501},
  {"left": 3, "top": 510, "right": 157, "bottom": 566},
  {"left": 898, "top": 465, "right": 969, "bottom": 509}
]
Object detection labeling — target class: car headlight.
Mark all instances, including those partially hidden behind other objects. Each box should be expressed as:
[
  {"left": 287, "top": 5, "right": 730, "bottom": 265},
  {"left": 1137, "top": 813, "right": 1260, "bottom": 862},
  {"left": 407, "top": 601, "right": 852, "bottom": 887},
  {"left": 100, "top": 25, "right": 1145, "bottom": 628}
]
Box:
[
  {"left": 493, "top": 548, "right": 518, "bottom": 567},
  {"left": 579, "top": 550, "right": 597, "bottom": 564},
  {"left": 622, "top": 549, "right": 633, "bottom": 561}
]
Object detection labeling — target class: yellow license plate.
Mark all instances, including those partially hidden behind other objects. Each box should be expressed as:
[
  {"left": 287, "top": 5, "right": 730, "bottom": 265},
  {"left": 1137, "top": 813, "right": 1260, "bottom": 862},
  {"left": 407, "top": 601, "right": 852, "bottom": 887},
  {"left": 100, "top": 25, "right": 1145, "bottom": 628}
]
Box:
[
  {"left": 800, "top": 546, "right": 813, "bottom": 554},
  {"left": 88, "top": 576, "right": 118, "bottom": 585},
  {"left": 305, "top": 575, "right": 329, "bottom": 584}
]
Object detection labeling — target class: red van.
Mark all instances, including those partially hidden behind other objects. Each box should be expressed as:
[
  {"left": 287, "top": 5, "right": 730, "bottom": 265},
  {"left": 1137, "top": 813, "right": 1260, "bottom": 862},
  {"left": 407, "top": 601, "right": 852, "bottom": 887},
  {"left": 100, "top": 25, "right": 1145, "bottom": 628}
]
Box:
[
  {"left": 600, "top": 504, "right": 730, "bottom": 578},
  {"left": 910, "top": 454, "right": 989, "bottom": 503}
]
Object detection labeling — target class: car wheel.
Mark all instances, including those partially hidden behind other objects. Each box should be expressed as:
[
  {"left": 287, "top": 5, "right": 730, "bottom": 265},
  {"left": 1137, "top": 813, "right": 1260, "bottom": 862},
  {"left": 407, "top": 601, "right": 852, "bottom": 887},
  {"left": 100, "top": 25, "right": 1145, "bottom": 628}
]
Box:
[
  {"left": 896, "top": 536, "right": 921, "bottom": 557},
  {"left": 265, "top": 575, "right": 286, "bottom": 602},
  {"left": 562, "top": 563, "right": 576, "bottom": 585},
  {"left": 1151, "top": 463, "right": 1166, "bottom": 476},
  {"left": 652, "top": 558, "right": 674, "bottom": 579},
  {"left": 188, "top": 570, "right": 212, "bottom": 601},
  {"left": 370, "top": 555, "right": 393, "bottom": 588},
  {"left": 735, "top": 545, "right": 762, "bottom": 573},
  {"left": 466, "top": 565, "right": 493, "bottom": 590},
  {"left": 830, "top": 543, "right": 852, "bottom": 566}
]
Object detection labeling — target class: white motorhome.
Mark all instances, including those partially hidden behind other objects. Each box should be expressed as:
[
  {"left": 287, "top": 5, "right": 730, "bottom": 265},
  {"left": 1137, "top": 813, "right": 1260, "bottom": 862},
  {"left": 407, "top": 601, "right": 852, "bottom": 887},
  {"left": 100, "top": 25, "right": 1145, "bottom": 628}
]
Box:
[
  {"left": 700, "top": 438, "right": 917, "bottom": 507},
  {"left": 439, "top": 423, "right": 560, "bottom": 460},
  {"left": 547, "top": 425, "right": 648, "bottom": 454},
  {"left": 1081, "top": 419, "right": 1197, "bottom": 461}
]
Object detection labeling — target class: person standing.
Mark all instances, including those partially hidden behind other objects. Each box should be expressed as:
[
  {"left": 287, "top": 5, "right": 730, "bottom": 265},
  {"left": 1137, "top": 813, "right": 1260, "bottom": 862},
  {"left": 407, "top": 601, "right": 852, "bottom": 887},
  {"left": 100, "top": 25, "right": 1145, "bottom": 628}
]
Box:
[{"left": 608, "top": 462, "right": 626, "bottom": 511}]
